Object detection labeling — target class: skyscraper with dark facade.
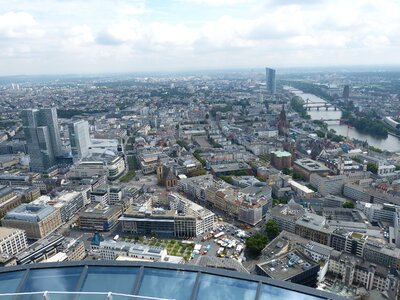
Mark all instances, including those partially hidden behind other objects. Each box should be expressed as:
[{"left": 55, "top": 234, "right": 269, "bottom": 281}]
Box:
[
  {"left": 343, "top": 85, "right": 350, "bottom": 99},
  {"left": 21, "top": 108, "right": 62, "bottom": 172},
  {"left": 266, "top": 67, "right": 276, "bottom": 94}
]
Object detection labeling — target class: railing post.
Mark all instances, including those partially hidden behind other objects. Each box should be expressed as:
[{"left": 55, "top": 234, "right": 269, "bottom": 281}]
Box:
[
  {"left": 107, "top": 292, "right": 113, "bottom": 300},
  {"left": 43, "top": 291, "right": 51, "bottom": 300}
]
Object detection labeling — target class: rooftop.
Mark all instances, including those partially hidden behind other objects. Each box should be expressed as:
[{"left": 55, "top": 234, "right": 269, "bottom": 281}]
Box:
[
  {"left": 0, "top": 227, "right": 24, "bottom": 241},
  {"left": 4, "top": 203, "right": 55, "bottom": 222},
  {"left": 294, "top": 159, "right": 330, "bottom": 172},
  {"left": 210, "top": 162, "right": 251, "bottom": 173},
  {"left": 271, "top": 151, "right": 292, "bottom": 158},
  {"left": 296, "top": 213, "right": 333, "bottom": 233},
  {"left": 100, "top": 240, "right": 165, "bottom": 257},
  {"left": 258, "top": 250, "right": 318, "bottom": 281}
]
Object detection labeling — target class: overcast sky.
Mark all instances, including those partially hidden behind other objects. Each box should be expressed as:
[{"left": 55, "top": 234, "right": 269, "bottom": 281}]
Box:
[{"left": 1, "top": 0, "right": 399, "bottom": 75}]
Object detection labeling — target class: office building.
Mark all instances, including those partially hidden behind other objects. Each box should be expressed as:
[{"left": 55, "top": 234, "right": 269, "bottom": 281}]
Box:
[
  {"left": 322, "top": 195, "right": 347, "bottom": 208},
  {"left": 0, "top": 227, "right": 28, "bottom": 256},
  {"left": 344, "top": 182, "right": 400, "bottom": 206},
  {"left": 68, "top": 155, "right": 126, "bottom": 180},
  {"left": 69, "top": 120, "right": 91, "bottom": 159},
  {"left": 295, "top": 213, "right": 333, "bottom": 246},
  {"left": 309, "top": 174, "right": 345, "bottom": 196},
  {"left": 266, "top": 67, "right": 276, "bottom": 94},
  {"left": 356, "top": 202, "right": 398, "bottom": 225},
  {"left": 2, "top": 203, "right": 62, "bottom": 239},
  {"left": 90, "top": 186, "right": 109, "bottom": 206},
  {"left": 363, "top": 241, "right": 400, "bottom": 269},
  {"left": 78, "top": 203, "right": 122, "bottom": 231},
  {"left": 293, "top": 159, "right": 330, "bottom": 180},
  {"left": 271, "top": 202, "right": 305, "bottom": 233},
  {"left": 20, "top": 108, "right": 62, "bottom": 172},
  {"left": 108, "top": 186, "right": 123, "bottom": 205},
  {"left": 38, "top": 108, "right": 63, "bottom": 156},
  {"left": 121, "top": 194, "right": 215, "bottom": 238},
  {"left": 51, "top": 191, "right": 85, "bottom": 222},
  {"left": 256, "top": 250, "right": 320, "bottom": 287},
  {"left": 329, "top": 230, "right": 366, "bottom": 257},
  {"left": 0, "top": 261, "right": 343, "bottom": 300}
]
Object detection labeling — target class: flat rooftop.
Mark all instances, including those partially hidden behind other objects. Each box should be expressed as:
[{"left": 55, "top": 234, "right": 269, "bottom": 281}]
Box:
[
  {"left": 80, "top": 204, "right": 120, "bottom": 218},
  {"left": 210, "top": 162, "right": 251, "bottom": 173},
  {"left": 258, "top": 250, "right": 317, "bottom": 281},
  {"left": 294, "top": 159, "right": 330, "bottom": 172},
  {"left": 296, "top": 213, "right": 333, "bottom": 233},
  {"left": 0, "top": 227, "right": 23, "bottom": 241}
]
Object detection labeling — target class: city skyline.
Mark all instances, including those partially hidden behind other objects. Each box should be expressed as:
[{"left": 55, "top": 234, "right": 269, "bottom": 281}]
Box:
[{"left": 1, "top": 0, "right": 400, "bottom": 75}]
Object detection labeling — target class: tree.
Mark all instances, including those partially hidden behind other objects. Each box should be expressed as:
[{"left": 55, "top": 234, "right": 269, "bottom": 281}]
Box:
[
  {"left": 342, "top": 201, "right": 355, "bottom": 209},
  {"left": 188, "top": 168, "right": 207, "bottom": 177},
  {"left": 245, "top": 233, "right": 268, "bottom": 256},
  {"left": 265, "top": 219, "right": 280, "bottom": 240},
  {"left": 292, "top": 172, "right": 303, "bottom": 180},
  {"left": 282, "top": 168, "right": 292, "bottom": 175},
  {"left": 367, "top": 162, "right": 378, "bottom": 174},
  {"left": 220, "top": 175, "right": 233, "bottom": 184}
]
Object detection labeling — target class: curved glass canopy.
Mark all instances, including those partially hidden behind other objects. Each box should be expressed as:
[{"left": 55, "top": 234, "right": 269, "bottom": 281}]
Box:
[{"left": 0, "top": 261, "right": 343, "bottom": 300}]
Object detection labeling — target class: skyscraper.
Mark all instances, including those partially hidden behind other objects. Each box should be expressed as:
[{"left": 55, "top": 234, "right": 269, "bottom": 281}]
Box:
[
  {"left": 343, "top": 85, "right": 350, "bottom": 99},
  {"left": 69, "top": 120, "right": 91, "bottom": 159},
  {"left": 21, "top": 108, "right": 62, "bottom": 172},
  {"left": 266, "top": 67, "right": 276, "bottom": 94},
  {"left": 39, "top": 108, "right": 63, "bottom": 156}
]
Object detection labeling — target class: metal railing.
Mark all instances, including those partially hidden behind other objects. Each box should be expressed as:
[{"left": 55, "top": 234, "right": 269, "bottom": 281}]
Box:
[{"left": 0, "top": 291, "right": 175, "bottom": 300}]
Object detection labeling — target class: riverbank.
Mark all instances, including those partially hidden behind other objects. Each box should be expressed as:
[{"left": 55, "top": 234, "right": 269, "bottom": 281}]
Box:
[{"left": 285, "top": 86, "right": 400, "bottom": 152}]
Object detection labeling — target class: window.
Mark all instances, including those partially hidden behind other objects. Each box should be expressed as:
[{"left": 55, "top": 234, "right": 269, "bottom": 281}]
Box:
[{"left": 138, "top": 268, "right": 196, "bottom": 300}]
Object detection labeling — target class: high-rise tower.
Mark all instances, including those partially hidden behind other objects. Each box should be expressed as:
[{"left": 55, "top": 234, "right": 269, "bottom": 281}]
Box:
[
  {"left": 38, "top": 108, "right": 63, "bottom": 156},
  {"left": 266, "top": 67, "right": 276, "bottom": 94},
  {"left": 21, "top": 108, "right": 62, "bottom": 172},
  {"left": 69, "top": 120, "right": 91, "bottom": 159}
]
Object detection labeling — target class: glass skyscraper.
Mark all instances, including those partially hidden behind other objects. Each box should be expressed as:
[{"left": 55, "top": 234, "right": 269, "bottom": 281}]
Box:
[
  {"left": 21, "top": 108, "right": 62, "bottom": 172},
  {"left": 266, "top": 67, "right": 276, "bottom": 94},
  {"left": 69, "top": 120, "right": 91, "bottom": 159}
]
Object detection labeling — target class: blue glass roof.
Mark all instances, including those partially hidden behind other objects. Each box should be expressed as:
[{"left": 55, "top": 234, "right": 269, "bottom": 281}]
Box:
[{"left": 0, "top": 261, "right": 343, "bottom": 300}]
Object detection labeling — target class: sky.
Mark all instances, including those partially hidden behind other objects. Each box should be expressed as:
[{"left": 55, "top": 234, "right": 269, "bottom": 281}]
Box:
[{"left": 1, "top": 0, "right": 400, "bottom": 75}]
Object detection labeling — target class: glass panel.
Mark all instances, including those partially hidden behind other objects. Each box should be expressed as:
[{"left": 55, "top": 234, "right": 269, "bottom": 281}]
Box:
[
  {"left": 196, "top": 274, "right": 257, "bottom": 300},
  {"left": 22, "top": 267, "right": 82, "bottom": 300},
  {"left": 259, "top": 284, "right": 324, "bottom": 300},
  {"left": 0, "top": 271, "right": 25, "bottom": 300},
  {"left": 138, "top": 268, "right": 196, "bottom": 300},
  {"left": 79, "top": 266, "right": 139, "bottom": 300}
]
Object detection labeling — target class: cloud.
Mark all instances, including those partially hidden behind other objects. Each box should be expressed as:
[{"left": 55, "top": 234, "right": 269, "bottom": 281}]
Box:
[
  {"left": 1, "top": 0, "right": 400, "bottom": 74},
  {"left": 0, "top": 12, "right": 44, "bottom": 39}
]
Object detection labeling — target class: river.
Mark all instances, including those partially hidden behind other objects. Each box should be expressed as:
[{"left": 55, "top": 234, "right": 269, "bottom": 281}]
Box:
[{"left": 287, "top": 87, "right": 400, "bottom": 152}]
